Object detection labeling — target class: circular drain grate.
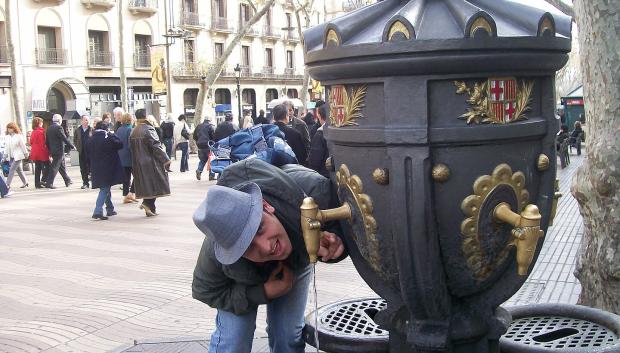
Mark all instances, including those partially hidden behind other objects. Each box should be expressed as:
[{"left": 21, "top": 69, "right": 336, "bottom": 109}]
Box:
[
  {"left": 504, "top": 316, "right": 618, "bottom": 349},
  {"left": 319, "top": 298, "right": 388, "bottom": 336}
]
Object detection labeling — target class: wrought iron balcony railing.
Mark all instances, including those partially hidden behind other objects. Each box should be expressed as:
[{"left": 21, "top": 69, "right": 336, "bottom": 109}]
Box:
[
  {"left": 284, "top": 30, "right": 300, "bottom": 42},
  {"left": 239, "top": 65, "right": 252, "bottom": 77},
  {"left": 262, "top": 25, "right": 281, "bottom": 39},
  {"left": 171, "top": 62, "right": 218, "bottom": 79},
  {"left": 87, "top": 50, "right": 114, "bottom": 68},
  {"left": 240, "top": 21, "right": 260, "bottom": 36},
  {"left": 35, "top": 48, "right": 67, "bottom": 65},
  {"left": 180, "top": 11, "right": 204, "bottom": 28},
  {"left": 211, "top": 17, "right": 233, "bottom": 32},
  {"left": 81, "top": 0, "right": 116, "bottom": 10},
  {"left": 128, "top": 0, "right": 158, "bottom": 14},
  {"left": 133, "top": 49, "right": 151, "bottom": 69}
]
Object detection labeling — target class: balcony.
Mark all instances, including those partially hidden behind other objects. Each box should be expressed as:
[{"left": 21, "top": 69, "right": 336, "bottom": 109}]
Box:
[
  {"left": 171, "top": 62, "right": 216, "bottom": 79},
  {"left": 128, "top": 0, "right": 158, "bottom": 15},
  {"left": 262, "top": 25, "right": 281, "bottom": 40},
  {"left": 133, "top": 49, "right": 150, "bottom": 70},
  {"left": 239, "top": 21, "right": 260, "bottom": 37},
  {"left": 210, "top": 17, "right": 233, "bottom": 33},
  {"left": 284, "top": 30, "right": 300, "bottom": 42},
  {"left": 0, "top": 46, "right": 9, "bottom": 65},
  {"left": 81, "top": 0, "right": 116, "bottom": 10},
  {"left": 35, "top": 48, "right": 67, "bottom": 65},
  {"left": 87, "top": 50, "right": 114, "bottom": 68},
  {"left": 239, "top": 65, "right": 252, "bottom": 78},
  {"left": 32, "top": 0, "right": 66, "bottom": 4},
  {"left": 283, "top": 67, "right": 302, "bottom": 80},
  {"left": 260, "top": 66, "right": 275, "bottom": 79},
  {"left": 180, "top": 11, "right": 205, "bottom": 29}
]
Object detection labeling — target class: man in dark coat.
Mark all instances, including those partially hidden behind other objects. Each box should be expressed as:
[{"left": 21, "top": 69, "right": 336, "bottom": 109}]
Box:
[
  {"left": 130, "top": 109, "right": 171, "bottom": 217},
  {"left": 285, "top": 101, "right": 310, "bottom": 164},
  {"left": 273, "top": 104, "right": 307, "bottom": 164},
  {"left": 214, "top": 112, "right": 237, "bottom": 142},
  {"left": 160, "top": 114, "right": 175, "bottom": 158},
  {"left": 193, "top": 117, "right": 215, "bottom": 181},
  {"left": 45, "top": 114, "right": 75, "bottom": 189},
  {"left": 254, "top": 109, "right": 268, "bottom": 125},
  {"left": 88, "top": 121, "right": 124, "bottom": 220},
  {"left": 307, "top": 104, "right": 330, "bottom": 178},
  {"left": 74, "top": 115, "right": 93, "bottom": 189}
]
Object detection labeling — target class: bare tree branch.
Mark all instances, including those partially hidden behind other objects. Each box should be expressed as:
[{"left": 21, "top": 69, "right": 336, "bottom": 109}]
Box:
[
  {"left": 543, "top": 0, "right": 574, "bottom": 18},
  {"left": 294, "top": 0, "right": 314, "bottom": 111},
  {"left": 246, "top": 0, "right": 257, "bottom": 14},
  {"left": 194, "top": 0, "right": 276, "bottom": 123}
]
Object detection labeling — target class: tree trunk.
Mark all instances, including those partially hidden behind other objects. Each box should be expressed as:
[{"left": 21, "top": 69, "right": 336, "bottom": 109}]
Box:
[
  {"left": 571, "top": 0, "right": 620, "bottom": 314},
  {"left": 5, "top": 0, "right": 23, "bottom": 131},
  {"left": 194, "top": 0, "right": 276, "bottom": 121},
  {"left": 118, "top": 0, "right": 129, "bottom": 112}
]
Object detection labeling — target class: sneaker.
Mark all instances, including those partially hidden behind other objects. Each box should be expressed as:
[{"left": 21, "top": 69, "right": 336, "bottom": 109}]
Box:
[
  {"left": 81, "top": 184, "right": 89, "bottom": 189},
  {"left": 196, "top": 170, "right": 202, "bottom": 180},
  {"left": 92, "top": 214, "right": 108, "bottom": 220},
  {"left": 20, "top": 183, "right": 29, "bottom": 188},
  {"left": 65, "top": 181, "right": 73, "bottom": 187},
  {"left": 107, "top": 210, "right": 117, "bottom": 217}
]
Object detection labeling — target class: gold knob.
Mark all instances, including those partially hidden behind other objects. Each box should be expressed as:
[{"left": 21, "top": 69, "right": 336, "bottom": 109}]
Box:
[
  {"left": 494, "top": 202, "right": 545, "bottom": 275},
  {"left": 372, "top": 168, "right": 389, "bottom": 185},
  {"left": 432, "top": 164, "right": 450, "bottom": 183},
  {"left": 537, "top": 154, "right": 550, "bottom": 171}
]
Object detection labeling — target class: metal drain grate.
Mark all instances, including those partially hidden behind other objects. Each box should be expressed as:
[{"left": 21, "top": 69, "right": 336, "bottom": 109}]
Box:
[
  {"left": 319, "top": 298, "right": 388, "bottom": 336},
  {"left": 504, "top": 316, "right": 618, "bottom": 349}
]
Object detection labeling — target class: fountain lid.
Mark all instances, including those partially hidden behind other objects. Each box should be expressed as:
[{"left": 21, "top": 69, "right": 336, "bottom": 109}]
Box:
[{"left": 304, "top": 0, "right": 571, "bottom": 53}]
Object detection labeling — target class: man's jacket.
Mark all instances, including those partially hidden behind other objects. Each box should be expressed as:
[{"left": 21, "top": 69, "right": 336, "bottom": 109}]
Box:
[
  {"left": 46, "top": 124, "right": 74, "bottom": 157},
  {"left": 192, "top": 159, "right": 344, "bottom": 315}
]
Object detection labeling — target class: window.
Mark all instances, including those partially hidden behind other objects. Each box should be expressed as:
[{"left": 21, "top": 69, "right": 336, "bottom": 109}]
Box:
[
  {"left": 38, "top": 26, "right": 58, "bottom": 49},
  {"left": 134, "top": 34, "right": 151, "bottom": 52},
  {"left": 215, "top": 88, "right": 231, "bottom": 104},
  {"left": 88, "top": 30, "right": 105, "bottom": 52},
  {"left": 184, "top": 40, "right": 195, "bottom": 63},
  {"left": 213, "top": 43, "right": 224, "bottom": 61},
  {"left": 214, "top": 42, "right": 224, "bottom": 61},
  {"left": 264, "top": 48, "right": 273, "bottom": 67},
  {"left": 241, "top": 45, "right": 250, "bottom": 66},
  {"left": 240, "top": 3, "right": 252, "bottom": 23},
  {"left": 286, "top": 50, "right": 293, "bottom": 69},
  {"left": 214, "top": 0, "right": 226, "bottom": 18},
  {"left": 88, "top": 30, "right": 110, "bottom": 66},
  {"left": 184, "top": 0, "right": 196, "bottom": 12},
  {"left": 266, "top": 88, "right": 278, "bottom": 102},
  {"left": 287, "top": 89, "right": 298, "bottom": 98},
  {"left": 286, "top": 13, "right": 292, "bottom": 28}
]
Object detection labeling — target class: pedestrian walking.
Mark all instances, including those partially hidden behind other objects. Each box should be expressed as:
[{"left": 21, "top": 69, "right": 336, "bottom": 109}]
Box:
[
  {"left": 174, "top": 114, "right": 190, "bottom": 172},
  {"left": 116, "top": 112, "right": 138, "bottom": 204},
  {"left": 284, "top": 101, "right": 310, "bottom": 164},
  {"left": 74, "top": 115, "right": 93, "bottom": 189},
  {"left": 45, "top": 114, "right": 75, "bottom": 189},
  {"left": 4, "top": 122, "right": 29, "bottom": 189},
  {"left": 193, "top": 117, "right": 215, "bottom": 181},
  {"left": 147, "top": 115, "right": 163, "bottom": 142},
  {"left": 242, "top": 112, "right": 254, "bottom": 129},
  {"left": 192, "top": 159, "right": 346, "bottom": 353},
  {"left": 130, "top": 109, "right": 171, "bottom": 217},
  {"left": 214, "top": 112, "right": 237, "bottom": 141},
  {"left": 29, "top": 117, "right": 51, "bottom": 189},
  {"left": 88, "top": 121, "right": 124, "bottom": 220},
  {"left": 160, "top": 114, "right": 175, "bottom": 159}
]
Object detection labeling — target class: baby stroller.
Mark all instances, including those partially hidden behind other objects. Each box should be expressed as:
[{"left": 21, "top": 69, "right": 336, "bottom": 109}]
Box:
[{"left": 208, "top": 141, "right": 234, "bottom": 180}]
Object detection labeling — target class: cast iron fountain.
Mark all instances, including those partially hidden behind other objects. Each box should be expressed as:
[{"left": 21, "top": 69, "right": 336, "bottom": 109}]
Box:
[{"left": 299, "top": 0, "right": 573, "bottom": 352}]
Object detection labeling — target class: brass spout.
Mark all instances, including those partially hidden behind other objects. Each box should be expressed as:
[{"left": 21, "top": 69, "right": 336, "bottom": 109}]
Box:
[
  {"left": 549, "top": 179, "right": 562, "bottom": 226},
  {"left": 493, "top": 203, "right": 545, "bottom": 276},
  {"left": 301, "top": 197, "right": 352, "bottom": 263}
]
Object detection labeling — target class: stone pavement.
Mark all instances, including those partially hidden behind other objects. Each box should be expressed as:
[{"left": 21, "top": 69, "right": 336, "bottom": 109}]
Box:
[{"left": 0, "top": 152, "right": 585, "bottom": 353}]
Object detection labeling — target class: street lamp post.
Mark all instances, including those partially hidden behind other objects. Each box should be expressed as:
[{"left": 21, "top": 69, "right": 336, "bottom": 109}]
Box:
[{"left": 234, "top": 63, "right": 242, "bottom": 128}]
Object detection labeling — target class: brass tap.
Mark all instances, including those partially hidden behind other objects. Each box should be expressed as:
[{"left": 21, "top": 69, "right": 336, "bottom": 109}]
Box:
[
  {"left": 549, "top": 179, "right": 562, "bottom": 226},
  {"left": 493, "top": 203, "right": 544, "bottom": 276},
  {"left": 300, "top": 197, "right": 352, "bottom": 263}
]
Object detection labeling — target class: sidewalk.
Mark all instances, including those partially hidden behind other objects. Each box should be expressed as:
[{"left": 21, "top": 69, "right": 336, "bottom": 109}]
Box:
[
  {"left": 0, "top": 153, "right": 585, "bottom": 353},
  {"left": 119, "top": 154, "right": 587, "bottom": 353}
]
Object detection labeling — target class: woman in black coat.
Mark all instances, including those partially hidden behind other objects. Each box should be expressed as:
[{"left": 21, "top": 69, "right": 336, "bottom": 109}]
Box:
[{"left": 88, "top": 122, "right": 125, "bottom": 220}]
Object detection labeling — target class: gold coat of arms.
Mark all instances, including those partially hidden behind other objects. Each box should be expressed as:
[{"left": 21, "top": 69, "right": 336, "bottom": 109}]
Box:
[
  {"left": 454, "top": 77, "right": 534, "bottom": 124},
  {"left": 329, "top": 85, "right": 367, "bottom": 127}
]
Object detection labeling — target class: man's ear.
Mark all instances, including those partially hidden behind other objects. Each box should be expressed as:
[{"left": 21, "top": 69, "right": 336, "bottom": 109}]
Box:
[{"left": 262, "top": 199, "right": 275, "bottom": 214}]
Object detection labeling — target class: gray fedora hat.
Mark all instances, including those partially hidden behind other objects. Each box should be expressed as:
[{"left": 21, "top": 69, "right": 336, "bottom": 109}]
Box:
[{"left": 193, "top": 183, "right": 263, "bottom": 265}]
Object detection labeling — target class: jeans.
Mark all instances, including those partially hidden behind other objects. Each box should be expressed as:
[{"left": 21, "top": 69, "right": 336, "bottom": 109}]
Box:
[
  {"left": 163, "top": 137, "right": 173, "bottom": 159},
  {"left": 34, "top": 161, "right": 50, "bottom": 188},
  {"left": 208, "top": 265, "right": 312, "bottom": 353},
  {"left": 122, "top": 167, "right": 135, "bottom": 196},
  {"left": 78, "top": 151, "right": 90, "bottom": 186},
  {"left": 179, "top": 142, "right": 189, "bottom": 172},
  {"left": 47, "top": 154, "right": 71, "bottom": 186},
  {"left": 0, "top": 174, "right": 8, "bottom": 197},
  {"left": 6, "top": 158, "right": 27, "bottom": 187},
  {"left": 94, "top": 186, "right": 114, "bottom": 216}
]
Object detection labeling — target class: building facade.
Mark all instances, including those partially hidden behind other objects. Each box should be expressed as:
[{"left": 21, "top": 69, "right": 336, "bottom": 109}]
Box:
[{"left": 0, "top": 0, "right": 333, "bottom": 134}]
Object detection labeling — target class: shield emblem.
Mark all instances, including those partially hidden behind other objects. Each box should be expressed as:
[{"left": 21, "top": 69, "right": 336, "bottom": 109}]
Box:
[
  {"left": 488, "top": 77, "right": 517, "bottom": 123},
  {"left": 329, "top": 85, "right": 347, "bottom": 126}
]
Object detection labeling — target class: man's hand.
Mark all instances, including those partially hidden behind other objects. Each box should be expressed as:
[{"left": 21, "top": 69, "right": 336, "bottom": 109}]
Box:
[
  {"left": 263, "top": 262, "right": 294, "bottom": 300},
  {"left": 317, "top": 232, "right": 345, "bottom": 261}
]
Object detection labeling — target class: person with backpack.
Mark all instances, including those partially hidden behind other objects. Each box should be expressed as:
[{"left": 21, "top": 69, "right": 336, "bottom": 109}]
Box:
[
  {"left": 192, "top": 159, "right": 346, "bottom": 353},
  {"left": 193, "top": 117, "right": 215, "bottom": 181},
  {"left": 174, "top": 114, "right": 191, "bottom": 172}
]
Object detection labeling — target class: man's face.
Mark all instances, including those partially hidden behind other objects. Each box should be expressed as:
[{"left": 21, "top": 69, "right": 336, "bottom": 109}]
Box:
[
  {"left": 243, "top": 201, "right": 292, "bottom": 263},
  {"left": 114, "top": 112, "right": 122, "bottom": 122},
  {"left": 287, "top": 105, "right": 294, "bottom": 118},
  {"left": 81, "top": 117, "right": 89, "bottom": 127}
]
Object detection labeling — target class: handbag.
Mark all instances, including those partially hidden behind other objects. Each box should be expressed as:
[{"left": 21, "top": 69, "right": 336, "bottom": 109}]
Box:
[{"left": 181, "top": 124, "right": 190, "bottom": 140}]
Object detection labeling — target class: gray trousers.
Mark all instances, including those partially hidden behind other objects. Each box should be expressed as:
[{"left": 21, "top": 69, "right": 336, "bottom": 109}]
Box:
[{"left": 6, "top": 159, "right": 27, "bottom": 187}]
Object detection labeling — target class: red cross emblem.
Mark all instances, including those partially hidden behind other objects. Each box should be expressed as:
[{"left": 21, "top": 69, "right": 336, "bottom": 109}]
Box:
[{"left": 488, "top": 77, "right": 517, "bottom": 123}]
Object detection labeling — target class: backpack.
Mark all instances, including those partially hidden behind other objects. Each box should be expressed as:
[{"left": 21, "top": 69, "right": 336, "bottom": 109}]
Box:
[{"left": 216, "top": 124, "right": 297, "bottom": 166}]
